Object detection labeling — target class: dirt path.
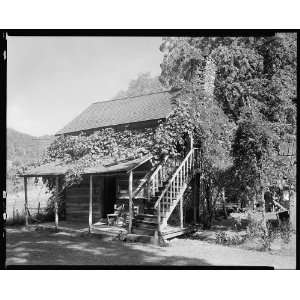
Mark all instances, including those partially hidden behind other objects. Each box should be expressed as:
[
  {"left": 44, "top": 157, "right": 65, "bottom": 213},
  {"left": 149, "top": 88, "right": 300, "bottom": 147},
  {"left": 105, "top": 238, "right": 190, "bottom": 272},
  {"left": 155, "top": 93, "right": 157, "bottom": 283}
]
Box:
[{"left": 5, "top": 227, "right": 296, "bottom": 268}]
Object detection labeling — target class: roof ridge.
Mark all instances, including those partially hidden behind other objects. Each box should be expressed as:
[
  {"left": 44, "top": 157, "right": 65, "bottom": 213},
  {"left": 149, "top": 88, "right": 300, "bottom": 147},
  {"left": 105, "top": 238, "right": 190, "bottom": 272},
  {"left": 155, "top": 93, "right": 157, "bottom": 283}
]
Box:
[{"left": 91, "top": 89, "right": 172, "bottom": 105}]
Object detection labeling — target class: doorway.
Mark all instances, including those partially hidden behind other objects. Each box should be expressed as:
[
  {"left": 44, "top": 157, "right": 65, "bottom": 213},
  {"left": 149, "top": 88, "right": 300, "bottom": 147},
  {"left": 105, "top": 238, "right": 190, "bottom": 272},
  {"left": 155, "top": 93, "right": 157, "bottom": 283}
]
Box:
[{"left": 103, "top": 176, "right": 117, "bottom": 216}]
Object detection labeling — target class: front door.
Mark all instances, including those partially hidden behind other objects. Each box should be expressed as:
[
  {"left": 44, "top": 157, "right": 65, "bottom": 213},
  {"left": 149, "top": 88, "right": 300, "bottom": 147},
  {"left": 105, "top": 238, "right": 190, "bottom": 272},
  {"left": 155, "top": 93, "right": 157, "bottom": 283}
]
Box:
[{"left": 103, "top": 176, "right": 116, "bottom": 215}]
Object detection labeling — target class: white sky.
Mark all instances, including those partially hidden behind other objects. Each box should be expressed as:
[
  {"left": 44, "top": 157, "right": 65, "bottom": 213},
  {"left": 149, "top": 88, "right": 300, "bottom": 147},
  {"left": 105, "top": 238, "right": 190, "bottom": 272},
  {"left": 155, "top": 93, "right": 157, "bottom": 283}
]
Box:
[{"left": 7, "top": 36, "right": 163, "bottom": 136}]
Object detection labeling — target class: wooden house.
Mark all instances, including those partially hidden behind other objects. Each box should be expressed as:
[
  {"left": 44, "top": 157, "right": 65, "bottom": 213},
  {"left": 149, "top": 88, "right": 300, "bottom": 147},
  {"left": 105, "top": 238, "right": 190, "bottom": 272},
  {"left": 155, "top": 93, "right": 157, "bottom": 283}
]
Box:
[{"left": 21, "top": 90, "right": 200, "bottom": 239}]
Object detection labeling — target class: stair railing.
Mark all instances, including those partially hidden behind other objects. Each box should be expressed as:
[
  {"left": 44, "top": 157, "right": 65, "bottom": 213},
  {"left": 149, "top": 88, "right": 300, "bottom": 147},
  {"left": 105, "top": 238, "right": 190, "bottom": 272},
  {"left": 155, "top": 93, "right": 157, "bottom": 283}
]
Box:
[
  {"left": 147, "top": 155, "right": 169, "bottom": 201},
  {"left": 154, "top": 148, "right": 198, "bottom": 229}
]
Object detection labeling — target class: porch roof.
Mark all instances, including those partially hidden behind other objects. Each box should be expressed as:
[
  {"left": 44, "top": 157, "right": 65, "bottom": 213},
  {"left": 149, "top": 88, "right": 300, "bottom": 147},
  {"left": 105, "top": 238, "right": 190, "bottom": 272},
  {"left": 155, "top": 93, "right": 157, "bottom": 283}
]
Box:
[{"left": 20, "top": 155, "right": 153, "bottom": 177}]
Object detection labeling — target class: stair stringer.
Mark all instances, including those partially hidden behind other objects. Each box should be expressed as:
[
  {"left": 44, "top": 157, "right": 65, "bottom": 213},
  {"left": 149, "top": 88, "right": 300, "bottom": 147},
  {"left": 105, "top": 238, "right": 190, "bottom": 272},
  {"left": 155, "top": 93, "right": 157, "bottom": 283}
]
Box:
[{"left": 160, "top": 173, "right": 195, "bottom": 229}]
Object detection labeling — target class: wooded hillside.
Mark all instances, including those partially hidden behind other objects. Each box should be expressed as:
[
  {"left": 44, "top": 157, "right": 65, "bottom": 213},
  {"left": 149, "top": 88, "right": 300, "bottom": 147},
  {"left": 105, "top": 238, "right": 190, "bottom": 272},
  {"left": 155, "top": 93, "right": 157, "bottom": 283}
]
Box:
[{"left": 7, "top": 128, "right": 54, "bottom": 166}]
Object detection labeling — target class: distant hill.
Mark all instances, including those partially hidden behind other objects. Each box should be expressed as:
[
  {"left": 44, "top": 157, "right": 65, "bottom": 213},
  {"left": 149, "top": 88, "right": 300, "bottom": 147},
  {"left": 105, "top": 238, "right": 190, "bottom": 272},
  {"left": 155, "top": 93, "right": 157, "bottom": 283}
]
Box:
[{"left": 7, "top": 128, "right": 55, "bottom": 166}]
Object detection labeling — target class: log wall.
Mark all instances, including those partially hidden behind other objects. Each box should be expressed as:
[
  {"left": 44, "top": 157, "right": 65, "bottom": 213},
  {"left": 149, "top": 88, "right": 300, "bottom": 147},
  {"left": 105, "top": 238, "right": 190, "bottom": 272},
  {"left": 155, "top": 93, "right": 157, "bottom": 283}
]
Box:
[{"left": 65, "top": 176, "right": 103, "bottom": 223}]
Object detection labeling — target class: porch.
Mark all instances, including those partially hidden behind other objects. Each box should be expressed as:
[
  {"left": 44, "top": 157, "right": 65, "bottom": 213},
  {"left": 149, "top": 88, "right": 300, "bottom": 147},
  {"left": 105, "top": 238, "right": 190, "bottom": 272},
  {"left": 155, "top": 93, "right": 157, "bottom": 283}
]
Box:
[
  {"left": 29, "top": 220, "right": 194, "bottom": 241},
  {"left": 20, "top": 155, "right": 153, "bottom": 234},
  {"left": 19, "top": 147, "right": 199, "bottom": 241}
]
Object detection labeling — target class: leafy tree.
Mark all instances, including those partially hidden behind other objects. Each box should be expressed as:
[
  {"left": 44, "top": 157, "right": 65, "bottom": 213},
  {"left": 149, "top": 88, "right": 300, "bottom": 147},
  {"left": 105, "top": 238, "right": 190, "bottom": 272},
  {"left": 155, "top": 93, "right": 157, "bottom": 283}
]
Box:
[
  {"left": 159, "top": 34, "right": 297, "bottom": 227},
  {"left": 114, "top": 72, "right": 164, "bottom": 98}
]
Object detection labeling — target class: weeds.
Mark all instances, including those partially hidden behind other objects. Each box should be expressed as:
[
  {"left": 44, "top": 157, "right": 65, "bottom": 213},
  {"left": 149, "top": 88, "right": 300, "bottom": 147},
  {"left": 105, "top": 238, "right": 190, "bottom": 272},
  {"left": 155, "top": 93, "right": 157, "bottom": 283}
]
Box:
[{"left": 215, "top": 231, "right": 246, "bottom": 246}]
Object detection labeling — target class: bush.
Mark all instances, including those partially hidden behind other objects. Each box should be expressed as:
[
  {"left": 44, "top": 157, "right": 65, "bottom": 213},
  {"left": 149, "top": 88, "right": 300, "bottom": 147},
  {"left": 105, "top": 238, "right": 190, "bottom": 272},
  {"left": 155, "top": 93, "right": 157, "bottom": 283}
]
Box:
[
  {"left": 279, "top": 221, "right": 292, "bottom": 244},
  {"left": 215, "top": 231, "right": 245, "bottom": 246},
  {"left": 245, "top": 217, "right": 277, "bottom": 251},
  {"left": 215, "top": 231, "right": 227, "bottom": 244},
  {"left": 44, "top": 195, "right": 65, "bottom": 221}
]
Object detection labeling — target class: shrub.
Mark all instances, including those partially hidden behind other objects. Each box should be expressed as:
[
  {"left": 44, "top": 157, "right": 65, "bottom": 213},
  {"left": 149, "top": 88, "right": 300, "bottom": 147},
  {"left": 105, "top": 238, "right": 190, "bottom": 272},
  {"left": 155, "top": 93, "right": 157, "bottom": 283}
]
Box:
[
  {"left": 245, "top": 217, "right": 277, "bottom": 251},
  {"left": 215, "top": 231, "right": 227, "bottom": 244},
  {"left": 44, "top": 194, "right": 65, "bottom": 221},
  {"left": 279, "top": 221, "right": 292, "bottom": 244},
  {"left": 215, "top": 231, "right": 246, "bottom": 246}
]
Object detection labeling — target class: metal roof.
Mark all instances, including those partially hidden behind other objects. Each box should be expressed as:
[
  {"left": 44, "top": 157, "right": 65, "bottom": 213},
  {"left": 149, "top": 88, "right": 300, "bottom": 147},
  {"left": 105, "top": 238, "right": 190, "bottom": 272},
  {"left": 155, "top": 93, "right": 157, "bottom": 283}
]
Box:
[
  {"left": 20, "top": 155, "right": 153, "bottom": 177},
  {"left": 56, "top": 90, "right": 173, "bottom": 135}
]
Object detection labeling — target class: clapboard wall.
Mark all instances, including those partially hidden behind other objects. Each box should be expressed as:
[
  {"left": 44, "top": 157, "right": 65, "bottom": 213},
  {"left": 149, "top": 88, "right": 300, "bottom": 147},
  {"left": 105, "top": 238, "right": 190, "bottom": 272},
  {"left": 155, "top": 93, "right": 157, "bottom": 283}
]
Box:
[{"left": 65, "top": 175, "right": 104, "bottom": 223}]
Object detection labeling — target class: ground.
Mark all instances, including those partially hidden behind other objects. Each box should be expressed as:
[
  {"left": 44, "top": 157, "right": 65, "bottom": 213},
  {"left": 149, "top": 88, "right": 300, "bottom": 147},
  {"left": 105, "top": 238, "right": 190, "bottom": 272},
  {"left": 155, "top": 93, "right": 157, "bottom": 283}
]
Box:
[{"left": 6, "top": 227, "right": 296, "bottom": 268}]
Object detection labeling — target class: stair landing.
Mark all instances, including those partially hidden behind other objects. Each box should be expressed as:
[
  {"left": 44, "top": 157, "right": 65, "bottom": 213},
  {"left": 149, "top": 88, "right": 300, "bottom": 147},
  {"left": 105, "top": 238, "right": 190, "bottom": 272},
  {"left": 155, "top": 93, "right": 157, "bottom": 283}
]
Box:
[{"left": 161, "top": 225, "right": 194, "bottom": 240}]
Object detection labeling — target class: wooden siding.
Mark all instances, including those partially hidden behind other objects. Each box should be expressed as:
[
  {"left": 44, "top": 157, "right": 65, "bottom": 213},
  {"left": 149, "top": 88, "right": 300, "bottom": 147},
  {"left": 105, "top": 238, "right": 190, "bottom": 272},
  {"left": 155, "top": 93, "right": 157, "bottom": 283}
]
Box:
[
  {"left": 65, "top": 176, "right": 103, "bottom": 223},
  {"left": 116, "top": 169, "right": 148, "bottom": 199},
  {"left": 65, "top": 164, "right": 152, "bottom": 223}
]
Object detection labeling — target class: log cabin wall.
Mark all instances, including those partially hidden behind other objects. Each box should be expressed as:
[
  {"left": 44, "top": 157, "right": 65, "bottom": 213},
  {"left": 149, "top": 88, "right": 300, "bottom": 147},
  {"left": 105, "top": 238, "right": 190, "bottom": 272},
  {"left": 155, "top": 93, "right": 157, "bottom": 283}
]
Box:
[
  {"left": 65, "top": 161, "right": 153, "bottom": 223},
  {"left": 65, "top": 175, "right": 104, "bottom": 223},
  {"left": 116, "top": 163, "right": 152, "bottom": 213}
]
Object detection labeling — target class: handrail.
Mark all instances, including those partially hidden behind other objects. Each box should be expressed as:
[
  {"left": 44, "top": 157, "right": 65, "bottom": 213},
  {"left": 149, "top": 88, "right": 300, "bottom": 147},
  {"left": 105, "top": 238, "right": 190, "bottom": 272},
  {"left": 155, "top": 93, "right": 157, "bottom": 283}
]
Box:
[
  {"left": 149, "top": 164, "right": 162, "bottom": 182},
  {"left": 132, "top": 155, "right": 170, "bottom": 200},
  {"left": 132, "top": 177, "right": 148, "bottom": 199},
  {"left": 147, "top": 155, "right": 170, "bottom": 198},
  {"left": 154, "top": 148, "right": 195, "bottom": 209}
]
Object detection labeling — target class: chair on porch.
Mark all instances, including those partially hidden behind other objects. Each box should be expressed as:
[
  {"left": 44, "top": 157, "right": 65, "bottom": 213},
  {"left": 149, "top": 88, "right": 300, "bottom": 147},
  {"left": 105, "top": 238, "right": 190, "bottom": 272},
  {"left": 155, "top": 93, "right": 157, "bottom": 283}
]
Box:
[
  {"left": 107, "top": 204, "right": 139, "bottom": 226},
  {"left": 107, "top": 204, "right": 121, "bottom": 226}
]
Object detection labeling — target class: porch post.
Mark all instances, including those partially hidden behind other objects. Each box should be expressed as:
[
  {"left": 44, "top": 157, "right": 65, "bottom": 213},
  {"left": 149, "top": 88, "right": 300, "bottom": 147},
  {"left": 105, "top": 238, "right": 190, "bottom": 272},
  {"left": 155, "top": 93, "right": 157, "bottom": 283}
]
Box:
[
  {"left": 89, "top": 175, "right": 93, "bottom": 231},
  {"left": 54, "top": 176, "right": 59, "bottom": 230},
  {"left": 193, "top": 177, "right": 197, "bottom": 224},
  {"left": 180, "top": 196, "right": 183, "bottom": 229},
  {"left": 128, "top": 170, "right": 133, "bottom": 233},
  {"left": 24, "top": 177, "right": 28, "bottom": 226}
]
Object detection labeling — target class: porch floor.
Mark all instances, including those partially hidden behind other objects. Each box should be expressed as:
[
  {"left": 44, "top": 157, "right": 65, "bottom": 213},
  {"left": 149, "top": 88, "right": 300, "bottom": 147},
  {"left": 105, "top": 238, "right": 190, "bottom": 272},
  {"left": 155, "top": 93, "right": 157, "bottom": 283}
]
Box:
[
  {"left": 30, "top": 220, "right": 128, "bottom": 237},
  {"left": 91, "top": 222, "right": 127, "bottom": 236},
  {"left": 29, "top": 221, "right": 194, "bottom": 240}
]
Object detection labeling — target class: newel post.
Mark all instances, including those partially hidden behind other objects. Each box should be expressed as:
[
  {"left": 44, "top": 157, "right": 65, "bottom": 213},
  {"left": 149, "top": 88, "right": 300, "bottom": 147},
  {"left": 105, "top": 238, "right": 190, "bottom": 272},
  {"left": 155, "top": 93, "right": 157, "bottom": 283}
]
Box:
[{"left": 128, "top": 170, "right": 133, "bottom": 233}]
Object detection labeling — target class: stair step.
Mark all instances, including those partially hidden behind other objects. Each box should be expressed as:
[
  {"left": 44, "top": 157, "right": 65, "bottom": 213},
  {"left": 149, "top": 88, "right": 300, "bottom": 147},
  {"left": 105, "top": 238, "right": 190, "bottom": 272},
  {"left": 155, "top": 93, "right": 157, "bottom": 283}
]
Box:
[
  {"left": 135, "top": 219, "right": 158, "bottom": 225},
  {"left": 132, "top": 227, "right": 156, "bottom": 236},
  {"left": 135, "top": 214, "right": 165, "bottom": 222},
  {"left": 136, "top": 213, "right": 156, "bottom": 218},
  {"left": 134, "top": 216, "right": 157, "bottom": 222},
  {"left": 134, "top": 222, "right": 158, "bottom": 230}
]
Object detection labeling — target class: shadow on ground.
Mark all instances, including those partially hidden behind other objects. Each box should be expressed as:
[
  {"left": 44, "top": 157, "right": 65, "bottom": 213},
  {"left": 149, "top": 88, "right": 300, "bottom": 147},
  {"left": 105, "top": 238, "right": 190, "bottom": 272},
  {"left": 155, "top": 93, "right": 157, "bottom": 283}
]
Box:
[{"left": 6, "top": 228, "right": 211, "bottom": 266}]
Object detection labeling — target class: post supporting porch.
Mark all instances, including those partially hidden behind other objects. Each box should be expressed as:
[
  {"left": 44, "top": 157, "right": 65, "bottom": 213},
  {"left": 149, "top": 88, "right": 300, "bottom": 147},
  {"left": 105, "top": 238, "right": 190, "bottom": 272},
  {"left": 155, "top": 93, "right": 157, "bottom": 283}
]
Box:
[
  {"left": 24, "top": 177, "right": 28, "bottom": 226},
  {"left": 89, "top": 175, "right": 93, "bottom": 232},
  {"left": 128, "top": 170, "right": 133, "bottom": 233},
  {"left": 193, "top": 177, "right": 198, "bottom": 224},
  {"left": 54, "top": 176, "right": 59, "bottom": 230}
]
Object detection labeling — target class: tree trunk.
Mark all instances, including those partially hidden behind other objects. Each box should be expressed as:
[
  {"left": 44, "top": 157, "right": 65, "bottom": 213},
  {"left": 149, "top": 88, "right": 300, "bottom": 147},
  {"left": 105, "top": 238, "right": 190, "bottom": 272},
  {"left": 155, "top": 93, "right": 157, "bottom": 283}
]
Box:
[
  {"left": 222, "top": 188, "right": 227, "bottom": 219},
  {"left": 261, "top": 185, "right": 266, "bottom": 228}
]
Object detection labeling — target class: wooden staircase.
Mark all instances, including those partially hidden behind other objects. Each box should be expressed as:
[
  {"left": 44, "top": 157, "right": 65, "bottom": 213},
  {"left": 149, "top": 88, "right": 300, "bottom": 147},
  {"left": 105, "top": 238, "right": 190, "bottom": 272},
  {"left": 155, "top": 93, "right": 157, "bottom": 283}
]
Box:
[{"left": 132, "top": 148, "right": 198, "bottom": 237}]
